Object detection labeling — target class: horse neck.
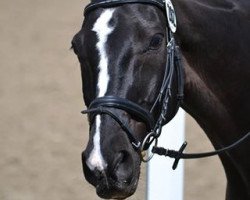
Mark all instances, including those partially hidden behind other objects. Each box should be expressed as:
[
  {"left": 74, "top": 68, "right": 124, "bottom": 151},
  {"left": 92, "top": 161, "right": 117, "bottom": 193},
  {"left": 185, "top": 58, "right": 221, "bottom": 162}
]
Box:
[
  {"left": 174, "top": 1, "right": 250, "bottom": 196},
  {"left": 174, "top": 0, "right": 250, "bottom": 137}
]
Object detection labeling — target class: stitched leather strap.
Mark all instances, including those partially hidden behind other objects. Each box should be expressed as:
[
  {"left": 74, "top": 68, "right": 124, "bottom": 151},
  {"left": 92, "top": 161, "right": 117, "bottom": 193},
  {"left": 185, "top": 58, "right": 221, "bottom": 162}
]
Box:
[
  {"left": 84, "top": 0, "right": 165, "bottom": 16},
  {"left": 85, "top": 96, "right": 155, "bottom": 131}
]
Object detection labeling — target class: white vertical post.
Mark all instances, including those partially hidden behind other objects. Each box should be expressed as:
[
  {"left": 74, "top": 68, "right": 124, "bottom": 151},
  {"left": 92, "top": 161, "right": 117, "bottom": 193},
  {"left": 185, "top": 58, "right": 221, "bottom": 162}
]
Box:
[{"left": 146, "top": 109, "right": 185, "bottom": 200}]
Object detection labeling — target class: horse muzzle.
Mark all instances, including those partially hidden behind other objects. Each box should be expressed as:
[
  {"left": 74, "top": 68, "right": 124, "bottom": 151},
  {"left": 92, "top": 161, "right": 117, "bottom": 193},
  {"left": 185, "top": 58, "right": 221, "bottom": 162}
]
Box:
[{"left": 82, "top": 151, "right": 140, "bottom": 199}]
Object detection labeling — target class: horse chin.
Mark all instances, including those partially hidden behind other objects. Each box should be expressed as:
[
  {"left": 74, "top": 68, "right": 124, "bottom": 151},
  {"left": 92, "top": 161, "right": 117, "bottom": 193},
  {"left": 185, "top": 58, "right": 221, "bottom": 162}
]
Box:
[
  {"left": 93, "top": 163, "right": 140, "bottom": 199},
  {"left": 95, "top": 176, "right": 139, "bottom": 199}
]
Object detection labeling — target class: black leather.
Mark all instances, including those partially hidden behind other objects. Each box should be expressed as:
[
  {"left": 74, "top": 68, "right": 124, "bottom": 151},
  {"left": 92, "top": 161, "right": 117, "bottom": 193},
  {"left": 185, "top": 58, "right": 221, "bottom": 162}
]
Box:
[
  {"left": 87, "top": 96, "right": 155, "bottom": 131},
  {"left": 84, "top": 0, "right": 165, "bottom": 16}
]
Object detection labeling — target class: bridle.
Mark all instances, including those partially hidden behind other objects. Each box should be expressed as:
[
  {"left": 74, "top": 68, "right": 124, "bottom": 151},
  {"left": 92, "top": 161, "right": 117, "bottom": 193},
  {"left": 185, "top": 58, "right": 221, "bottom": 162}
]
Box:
[
  {"left": 82, "top": 38, "right": 183, "bottom": 155},
  {"left": 83, "top": 0, "right": 183, "bottom": 157},
  {"left": 82, "top": 0, "right": 250, "bottom": 169}
]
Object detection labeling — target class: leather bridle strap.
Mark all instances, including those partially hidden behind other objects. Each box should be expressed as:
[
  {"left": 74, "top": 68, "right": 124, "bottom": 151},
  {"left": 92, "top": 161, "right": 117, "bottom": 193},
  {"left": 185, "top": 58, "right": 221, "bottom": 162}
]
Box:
[
  {"left": 82, "top": 96, "right": 156, "bottom": 149},
  {"left": 84, "top": 0, "right": 165, "bottom": 16},
  {"left": 152, "top": 132, "right": 250, "bottom": 170},
  {"left": 82, "top": 106, "right": 142, "bottom": 149},
  {"left": 85, "top": 96, "right": 155, "bottom": 130}
]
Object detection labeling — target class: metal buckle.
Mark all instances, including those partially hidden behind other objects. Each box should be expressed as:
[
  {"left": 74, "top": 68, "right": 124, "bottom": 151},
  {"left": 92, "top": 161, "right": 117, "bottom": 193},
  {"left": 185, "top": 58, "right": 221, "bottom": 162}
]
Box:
[
  {"left": 140, "top": 132, "right": 158, "bottom": 162},
  {"left": 165, "top": 0, "right": 177, "bottom": 33}
]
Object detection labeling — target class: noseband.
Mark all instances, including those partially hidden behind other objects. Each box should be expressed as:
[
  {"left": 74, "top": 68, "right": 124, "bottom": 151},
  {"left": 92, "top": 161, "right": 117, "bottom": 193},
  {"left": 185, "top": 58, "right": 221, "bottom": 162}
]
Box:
[{"left": 82, "top": 0, "right": 250, "bottom": 167}]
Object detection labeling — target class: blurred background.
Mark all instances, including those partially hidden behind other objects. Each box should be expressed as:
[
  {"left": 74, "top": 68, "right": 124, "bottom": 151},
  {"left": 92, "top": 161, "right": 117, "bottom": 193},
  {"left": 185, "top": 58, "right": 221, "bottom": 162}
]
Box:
[{"left": 0, "top": 0, "right": 225, "bottom": 199}]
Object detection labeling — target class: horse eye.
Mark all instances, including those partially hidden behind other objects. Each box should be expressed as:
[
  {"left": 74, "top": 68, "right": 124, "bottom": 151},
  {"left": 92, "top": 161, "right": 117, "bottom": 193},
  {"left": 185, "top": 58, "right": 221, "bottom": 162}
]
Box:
[{"left": 148, "top": 33, "right": 164, "bottom": 50}]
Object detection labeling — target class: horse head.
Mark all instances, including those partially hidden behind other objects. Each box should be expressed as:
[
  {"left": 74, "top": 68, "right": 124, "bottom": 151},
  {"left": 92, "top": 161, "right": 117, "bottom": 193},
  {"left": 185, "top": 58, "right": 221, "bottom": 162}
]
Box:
[{"left": 72, "top": 2, "right": 182, "bottom": 199}]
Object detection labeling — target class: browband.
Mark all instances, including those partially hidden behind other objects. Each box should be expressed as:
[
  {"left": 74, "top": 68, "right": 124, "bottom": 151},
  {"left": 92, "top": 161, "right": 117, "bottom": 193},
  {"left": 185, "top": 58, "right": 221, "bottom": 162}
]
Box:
[{"left": 84, "top": 0, "right": 165, "bottom": 16}]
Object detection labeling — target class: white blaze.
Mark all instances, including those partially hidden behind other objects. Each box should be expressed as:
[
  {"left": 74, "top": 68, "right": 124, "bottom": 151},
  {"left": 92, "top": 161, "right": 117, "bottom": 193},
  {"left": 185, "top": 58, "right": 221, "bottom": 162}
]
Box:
[{"left": 86, "top": 9, "right": 115, "bottom": 171}]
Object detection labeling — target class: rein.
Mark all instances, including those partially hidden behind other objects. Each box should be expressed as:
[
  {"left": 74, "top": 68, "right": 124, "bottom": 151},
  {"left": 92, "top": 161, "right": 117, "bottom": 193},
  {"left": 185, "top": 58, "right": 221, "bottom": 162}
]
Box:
[
  {"left": 82, "top": 0, "right": 250, "bottom": 169},
  {"left": 152, "top": 132, "right": 250, "bottom": 170}
]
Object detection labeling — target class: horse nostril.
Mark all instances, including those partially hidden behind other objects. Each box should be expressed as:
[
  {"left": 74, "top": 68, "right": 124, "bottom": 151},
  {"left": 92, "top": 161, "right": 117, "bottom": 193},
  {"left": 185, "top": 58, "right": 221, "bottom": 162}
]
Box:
[
  {"left": 113, "top": 151, "right": 133, "bottom": 183},
  {"left": 114, "top": 151, "right": 126, "bottom": 168}
]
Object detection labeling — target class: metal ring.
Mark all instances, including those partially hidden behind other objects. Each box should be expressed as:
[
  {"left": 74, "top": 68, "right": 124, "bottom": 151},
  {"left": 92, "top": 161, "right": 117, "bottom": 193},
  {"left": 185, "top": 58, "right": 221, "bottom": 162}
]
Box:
[{"left": 140, "top": 132, "right": 158, "bottom": 162}]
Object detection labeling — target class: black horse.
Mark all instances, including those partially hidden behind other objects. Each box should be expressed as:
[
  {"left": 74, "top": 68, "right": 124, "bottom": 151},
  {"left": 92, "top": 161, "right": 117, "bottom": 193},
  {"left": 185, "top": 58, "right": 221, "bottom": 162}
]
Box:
[{"left": 71, "top": 0, "right": 250, "bottom": 199}]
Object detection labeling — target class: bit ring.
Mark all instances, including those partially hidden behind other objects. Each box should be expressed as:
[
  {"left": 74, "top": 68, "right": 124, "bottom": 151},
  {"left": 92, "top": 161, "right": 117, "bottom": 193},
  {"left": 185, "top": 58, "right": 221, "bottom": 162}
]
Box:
[{"left": 140, "top": 132, "right": 158, "bottom": 162}]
